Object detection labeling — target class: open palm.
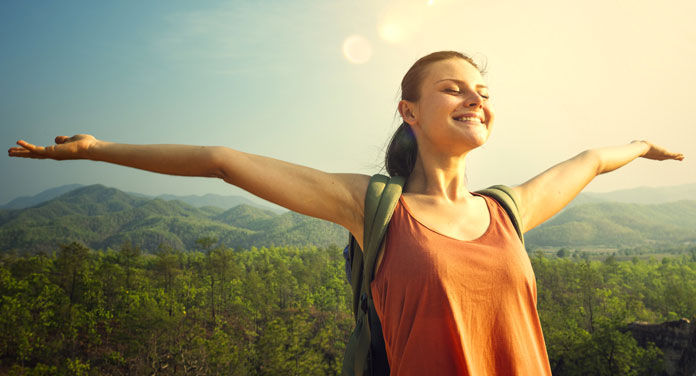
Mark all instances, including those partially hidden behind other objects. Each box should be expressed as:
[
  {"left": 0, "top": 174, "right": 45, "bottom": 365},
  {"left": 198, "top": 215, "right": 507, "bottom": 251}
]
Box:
[
  {"left": 638, "top": 141, "right": 685, "bottom": 161},
  {"left": 8, "top": 134, "right": 97, "bottom": 161}
]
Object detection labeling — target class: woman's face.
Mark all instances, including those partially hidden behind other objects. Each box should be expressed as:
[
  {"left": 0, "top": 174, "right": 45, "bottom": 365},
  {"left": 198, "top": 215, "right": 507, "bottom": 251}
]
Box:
[{"left": 403, "top": 58, "right": 494, "bottom": 156}]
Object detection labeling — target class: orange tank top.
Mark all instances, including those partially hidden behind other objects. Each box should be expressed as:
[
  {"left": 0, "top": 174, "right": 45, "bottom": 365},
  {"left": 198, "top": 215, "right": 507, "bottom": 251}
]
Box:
[{"left": 370, "top": 194, "right": 552, "bottom": 375}]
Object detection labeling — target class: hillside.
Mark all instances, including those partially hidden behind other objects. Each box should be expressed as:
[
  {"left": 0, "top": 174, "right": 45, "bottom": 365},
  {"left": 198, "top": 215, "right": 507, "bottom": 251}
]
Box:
[
  {"left": 0, "top": 185, "right": 346, "bottom": 253},
  {"left": 526, "top": 200, "right": 696, "bottom": 248},
  {"left": 1, "top": 184, "right": 283, "bottom": 212}
]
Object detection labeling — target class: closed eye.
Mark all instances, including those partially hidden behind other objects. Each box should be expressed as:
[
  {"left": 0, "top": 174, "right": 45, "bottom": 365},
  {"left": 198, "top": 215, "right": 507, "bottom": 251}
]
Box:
[
  {"left": 444, "top": 88, "right": 490, "bottom": 99},
  {"left": 444, "top": 87, "right": 490, "bottom": 100}
]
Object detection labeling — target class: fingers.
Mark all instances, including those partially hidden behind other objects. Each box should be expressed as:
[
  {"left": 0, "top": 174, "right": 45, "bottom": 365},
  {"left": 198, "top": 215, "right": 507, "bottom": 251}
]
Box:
[
  {"left": 8, "top": 140, "right": 46, "bottom": 159},
  {"left": 639, "top": 141, "right": 685, "bottom": 162},
  {"left": 8, "top": 147, "right": 39, "bottom": 158},
  {"left": 17, "top": 140, "right": 40, "bottom": 152},
  {"left": 8, "top": 151, "right": 46, "bottom": 159},
  {"left": 659, "top": 148, "right": 684, "bottom": 161},
  {"left": 55, "top": 136, "right": 69, "bottom": 144}
]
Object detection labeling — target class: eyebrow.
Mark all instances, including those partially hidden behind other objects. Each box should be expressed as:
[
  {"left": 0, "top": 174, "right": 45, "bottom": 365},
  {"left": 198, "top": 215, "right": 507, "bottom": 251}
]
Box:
[{"left": 436, "top": 78, "right": 488, "bottom": 89}]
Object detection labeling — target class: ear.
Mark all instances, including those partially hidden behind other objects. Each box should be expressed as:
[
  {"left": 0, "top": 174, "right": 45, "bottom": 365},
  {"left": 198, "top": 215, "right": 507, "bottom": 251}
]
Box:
[{"left": 398, "top": 100, "right": 417, "bottom": 126}]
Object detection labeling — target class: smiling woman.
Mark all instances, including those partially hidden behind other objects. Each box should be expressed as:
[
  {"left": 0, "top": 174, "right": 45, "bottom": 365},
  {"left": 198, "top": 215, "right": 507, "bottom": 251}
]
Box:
[
  {"left": 8, "top": 50, "right": 684, "bottom": 376},
  {"left": 385, "top": 51, "right": 490, "bottom": 178}
]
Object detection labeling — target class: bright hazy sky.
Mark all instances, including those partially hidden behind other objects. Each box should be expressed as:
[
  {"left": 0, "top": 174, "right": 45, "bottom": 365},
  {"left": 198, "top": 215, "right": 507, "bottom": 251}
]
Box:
[{"left": 2, "top": 0, "right": 695, "bottom": 206}]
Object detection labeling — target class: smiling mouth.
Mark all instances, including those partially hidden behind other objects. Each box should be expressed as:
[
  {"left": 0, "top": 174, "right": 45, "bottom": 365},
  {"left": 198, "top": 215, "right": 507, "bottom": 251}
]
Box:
[{"left": 453, "top": 116, "right": 483, "bottom": 124}]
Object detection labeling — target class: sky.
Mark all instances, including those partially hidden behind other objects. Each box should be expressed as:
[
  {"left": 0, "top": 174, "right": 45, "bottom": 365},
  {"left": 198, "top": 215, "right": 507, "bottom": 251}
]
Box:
[{"left": 2, "top": 0, "right": 695, "bottom": 207}]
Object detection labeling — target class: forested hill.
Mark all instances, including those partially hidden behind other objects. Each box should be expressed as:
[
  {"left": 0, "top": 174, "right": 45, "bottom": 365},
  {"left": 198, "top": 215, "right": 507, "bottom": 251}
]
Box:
[
  {"left": 0, "top": 185, "right": 347, "bottom": 253},
  {"left": 526, "top": 200, "right": 696, "bottom": 248}
]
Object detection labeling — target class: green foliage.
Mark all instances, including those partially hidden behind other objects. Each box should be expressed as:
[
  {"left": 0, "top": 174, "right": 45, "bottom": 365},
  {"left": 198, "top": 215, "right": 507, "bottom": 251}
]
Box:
[
  {"left": 0, "top": 242, "right": 351, "bottom": 375},
  {"left": 2, "top": 241, "right": 695, "bottom": 374},
  {"left": 532, "top": 253, "right": 696, "bottom": 375}
]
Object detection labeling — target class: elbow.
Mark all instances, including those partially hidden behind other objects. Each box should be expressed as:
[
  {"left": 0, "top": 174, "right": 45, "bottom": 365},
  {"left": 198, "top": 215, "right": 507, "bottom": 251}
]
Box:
[
  {"left": 207, "top": 146, "right": 234, "bottom": 180},
  {"left": 578, "top": 149, "right": 604, "bottom": 176}
]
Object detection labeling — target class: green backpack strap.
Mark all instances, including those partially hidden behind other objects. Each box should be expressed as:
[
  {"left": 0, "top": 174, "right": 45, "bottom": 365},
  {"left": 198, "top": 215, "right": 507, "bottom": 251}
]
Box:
[
  {"left": 345, "top": 174, "right": 404, "bottom": 376},
  {"left": 347, "top": 174, "right": 399, "bottom": 319},
  {"left": 363, "top": 174, "right": 405, "bottom": 297},
  {"left": 475, "top": 184, "right": 525, "bottom": 245}
]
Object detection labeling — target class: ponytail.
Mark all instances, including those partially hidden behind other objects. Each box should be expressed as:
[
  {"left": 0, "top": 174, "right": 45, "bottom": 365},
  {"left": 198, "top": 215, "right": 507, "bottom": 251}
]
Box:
[{"left": 385, "top": 122, "right": 418, "bottom": 177}]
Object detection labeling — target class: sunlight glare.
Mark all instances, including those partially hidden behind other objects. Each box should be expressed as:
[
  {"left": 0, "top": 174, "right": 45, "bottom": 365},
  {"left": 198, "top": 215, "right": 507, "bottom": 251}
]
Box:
[
  {"left": 379, "top": 21, "right": 405, "bottom": 43},
  {"left": 377, "top": 1, "right": 435, "bottom": 44}
]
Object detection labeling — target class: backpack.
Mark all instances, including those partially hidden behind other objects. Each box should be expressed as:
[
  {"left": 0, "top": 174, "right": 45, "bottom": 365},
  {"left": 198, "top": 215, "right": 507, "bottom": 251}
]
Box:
[{"left": 341, "top": 174, "right": 525, "bottom": 376}]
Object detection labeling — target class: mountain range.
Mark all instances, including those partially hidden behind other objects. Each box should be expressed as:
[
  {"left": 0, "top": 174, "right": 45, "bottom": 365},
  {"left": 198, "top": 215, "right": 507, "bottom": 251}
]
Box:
[
  {"left": 6, "top": 183, "right": 696, "bottom": 211},
  {"left": 1, "top": 183, "right": 695, "bottom": 253},
  {"left": 0, "top": 185, "right": 345, "bottom": 253},
  {"left": 1, "top": 184, "right": 284, "bottom": 212}
]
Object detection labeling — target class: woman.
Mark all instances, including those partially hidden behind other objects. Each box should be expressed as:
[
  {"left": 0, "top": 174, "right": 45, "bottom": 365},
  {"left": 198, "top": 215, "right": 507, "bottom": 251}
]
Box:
[{"left": 8, "top": 51, "right": 684, "bottom": 374}]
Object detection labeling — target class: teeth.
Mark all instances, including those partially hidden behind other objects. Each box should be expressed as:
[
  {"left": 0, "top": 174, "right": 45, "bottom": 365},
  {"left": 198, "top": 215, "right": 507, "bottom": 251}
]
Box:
[{"left": 455, "top": 116, "right": 481, "bottom": 122}]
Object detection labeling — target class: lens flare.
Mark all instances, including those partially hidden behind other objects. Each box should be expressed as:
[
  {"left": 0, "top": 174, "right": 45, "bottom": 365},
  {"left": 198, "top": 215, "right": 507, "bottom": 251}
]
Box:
[{"left": 342, "top": 35, "right": 373, "bottom": 64}]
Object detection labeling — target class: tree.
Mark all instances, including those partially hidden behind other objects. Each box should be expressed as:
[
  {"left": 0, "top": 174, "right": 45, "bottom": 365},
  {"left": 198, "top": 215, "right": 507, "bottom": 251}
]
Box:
[
  {"left": 119, "top": 241, "right": 141, "bottom": 290},
  {"left": 557, "top": 248, "right": 569, "bottom": 258},
  {"left": 53, "top": 242, "right": 90, "bottom": 307},
  {"left": 153, "top": 243, "right": 181, "bottom": 317}
]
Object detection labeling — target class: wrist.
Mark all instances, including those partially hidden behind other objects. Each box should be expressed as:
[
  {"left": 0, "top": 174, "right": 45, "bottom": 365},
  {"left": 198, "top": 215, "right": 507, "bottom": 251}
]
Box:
[
  {"left": 86, "top": 140, "right": 105, "bottom": 161},
  {"left": 630, "top": 140, "right": 650, "bottom": 157}
]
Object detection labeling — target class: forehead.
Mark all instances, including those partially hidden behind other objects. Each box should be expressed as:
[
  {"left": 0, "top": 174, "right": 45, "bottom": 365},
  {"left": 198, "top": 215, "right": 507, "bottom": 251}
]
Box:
[{"left": 423, "top": 58, "right": 485, "bottom": 87}]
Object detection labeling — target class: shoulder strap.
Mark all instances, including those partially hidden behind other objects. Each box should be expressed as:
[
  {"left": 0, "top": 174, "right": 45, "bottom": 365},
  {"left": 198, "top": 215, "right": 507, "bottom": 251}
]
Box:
[
  {"left": 475, "top": 184, "right": 525, "bottom": 245},
  {"left": 362, "top": 174, "right": 405, "bottom": 299},
  {"left": 347, "top": 174, "right": 403, "bottom": 376}
]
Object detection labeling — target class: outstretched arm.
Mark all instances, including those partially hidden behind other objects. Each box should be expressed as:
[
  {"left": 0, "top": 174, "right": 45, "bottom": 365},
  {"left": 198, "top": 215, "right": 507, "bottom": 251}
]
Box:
[
  {"left": 9, "top": 135, "right": 370, "bottom": 244},
  {"left": 512, "top": 141, "right": 684, "bottom": 233}
]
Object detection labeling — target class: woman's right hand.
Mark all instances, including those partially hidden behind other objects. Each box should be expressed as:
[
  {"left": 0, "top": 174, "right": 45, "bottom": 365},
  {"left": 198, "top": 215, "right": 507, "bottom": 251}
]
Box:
[{"left": 8, "top": 134, "right": 98, "bottom": 160}]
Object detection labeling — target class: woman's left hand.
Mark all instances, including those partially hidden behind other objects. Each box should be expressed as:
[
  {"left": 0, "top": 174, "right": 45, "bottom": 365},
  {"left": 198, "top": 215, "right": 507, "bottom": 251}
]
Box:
[{"left": 633, "top": 140, "right": 685, "bottom": 161}]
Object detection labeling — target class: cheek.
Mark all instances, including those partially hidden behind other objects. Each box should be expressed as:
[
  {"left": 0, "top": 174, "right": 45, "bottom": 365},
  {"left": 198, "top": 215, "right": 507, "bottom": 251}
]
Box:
[
  {"left": 485, "top": 106, "right": 495, "bottom": 125},
  {"left": 416, "top": 102, "right": 443, "bottom": 124}
]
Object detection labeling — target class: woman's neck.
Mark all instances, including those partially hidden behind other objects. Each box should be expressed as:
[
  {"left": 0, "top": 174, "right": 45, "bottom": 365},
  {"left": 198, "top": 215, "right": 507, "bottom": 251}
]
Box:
[{"left": 405, "top": 150, "right": 472, "bottom": 202}]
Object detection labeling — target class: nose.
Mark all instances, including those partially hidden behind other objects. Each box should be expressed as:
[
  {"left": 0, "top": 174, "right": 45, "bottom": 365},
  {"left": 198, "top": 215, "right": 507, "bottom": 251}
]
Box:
[{"left": 464, "top": 91, "right": 483, "bottom": 108}]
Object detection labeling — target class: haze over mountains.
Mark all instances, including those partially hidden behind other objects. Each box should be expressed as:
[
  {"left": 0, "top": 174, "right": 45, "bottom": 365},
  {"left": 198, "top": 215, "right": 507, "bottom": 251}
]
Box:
[
  {"left": 567, "top": 183, "right": 696, "bottom": 206},
  {"left": 1, "top": 183, "right": 695, "bottom": 253}
]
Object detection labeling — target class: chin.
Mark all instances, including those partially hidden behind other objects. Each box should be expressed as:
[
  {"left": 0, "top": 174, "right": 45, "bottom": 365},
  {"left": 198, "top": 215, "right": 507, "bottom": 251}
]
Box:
[
  {"left": 452, "top": 136, "right": 488, "bottom": 155},
  {"left": 469, "top": 139, "right": 488, "bottom": 151},
  {"left": 467, "top": 128, "right": 490, "bottom": 148}
]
